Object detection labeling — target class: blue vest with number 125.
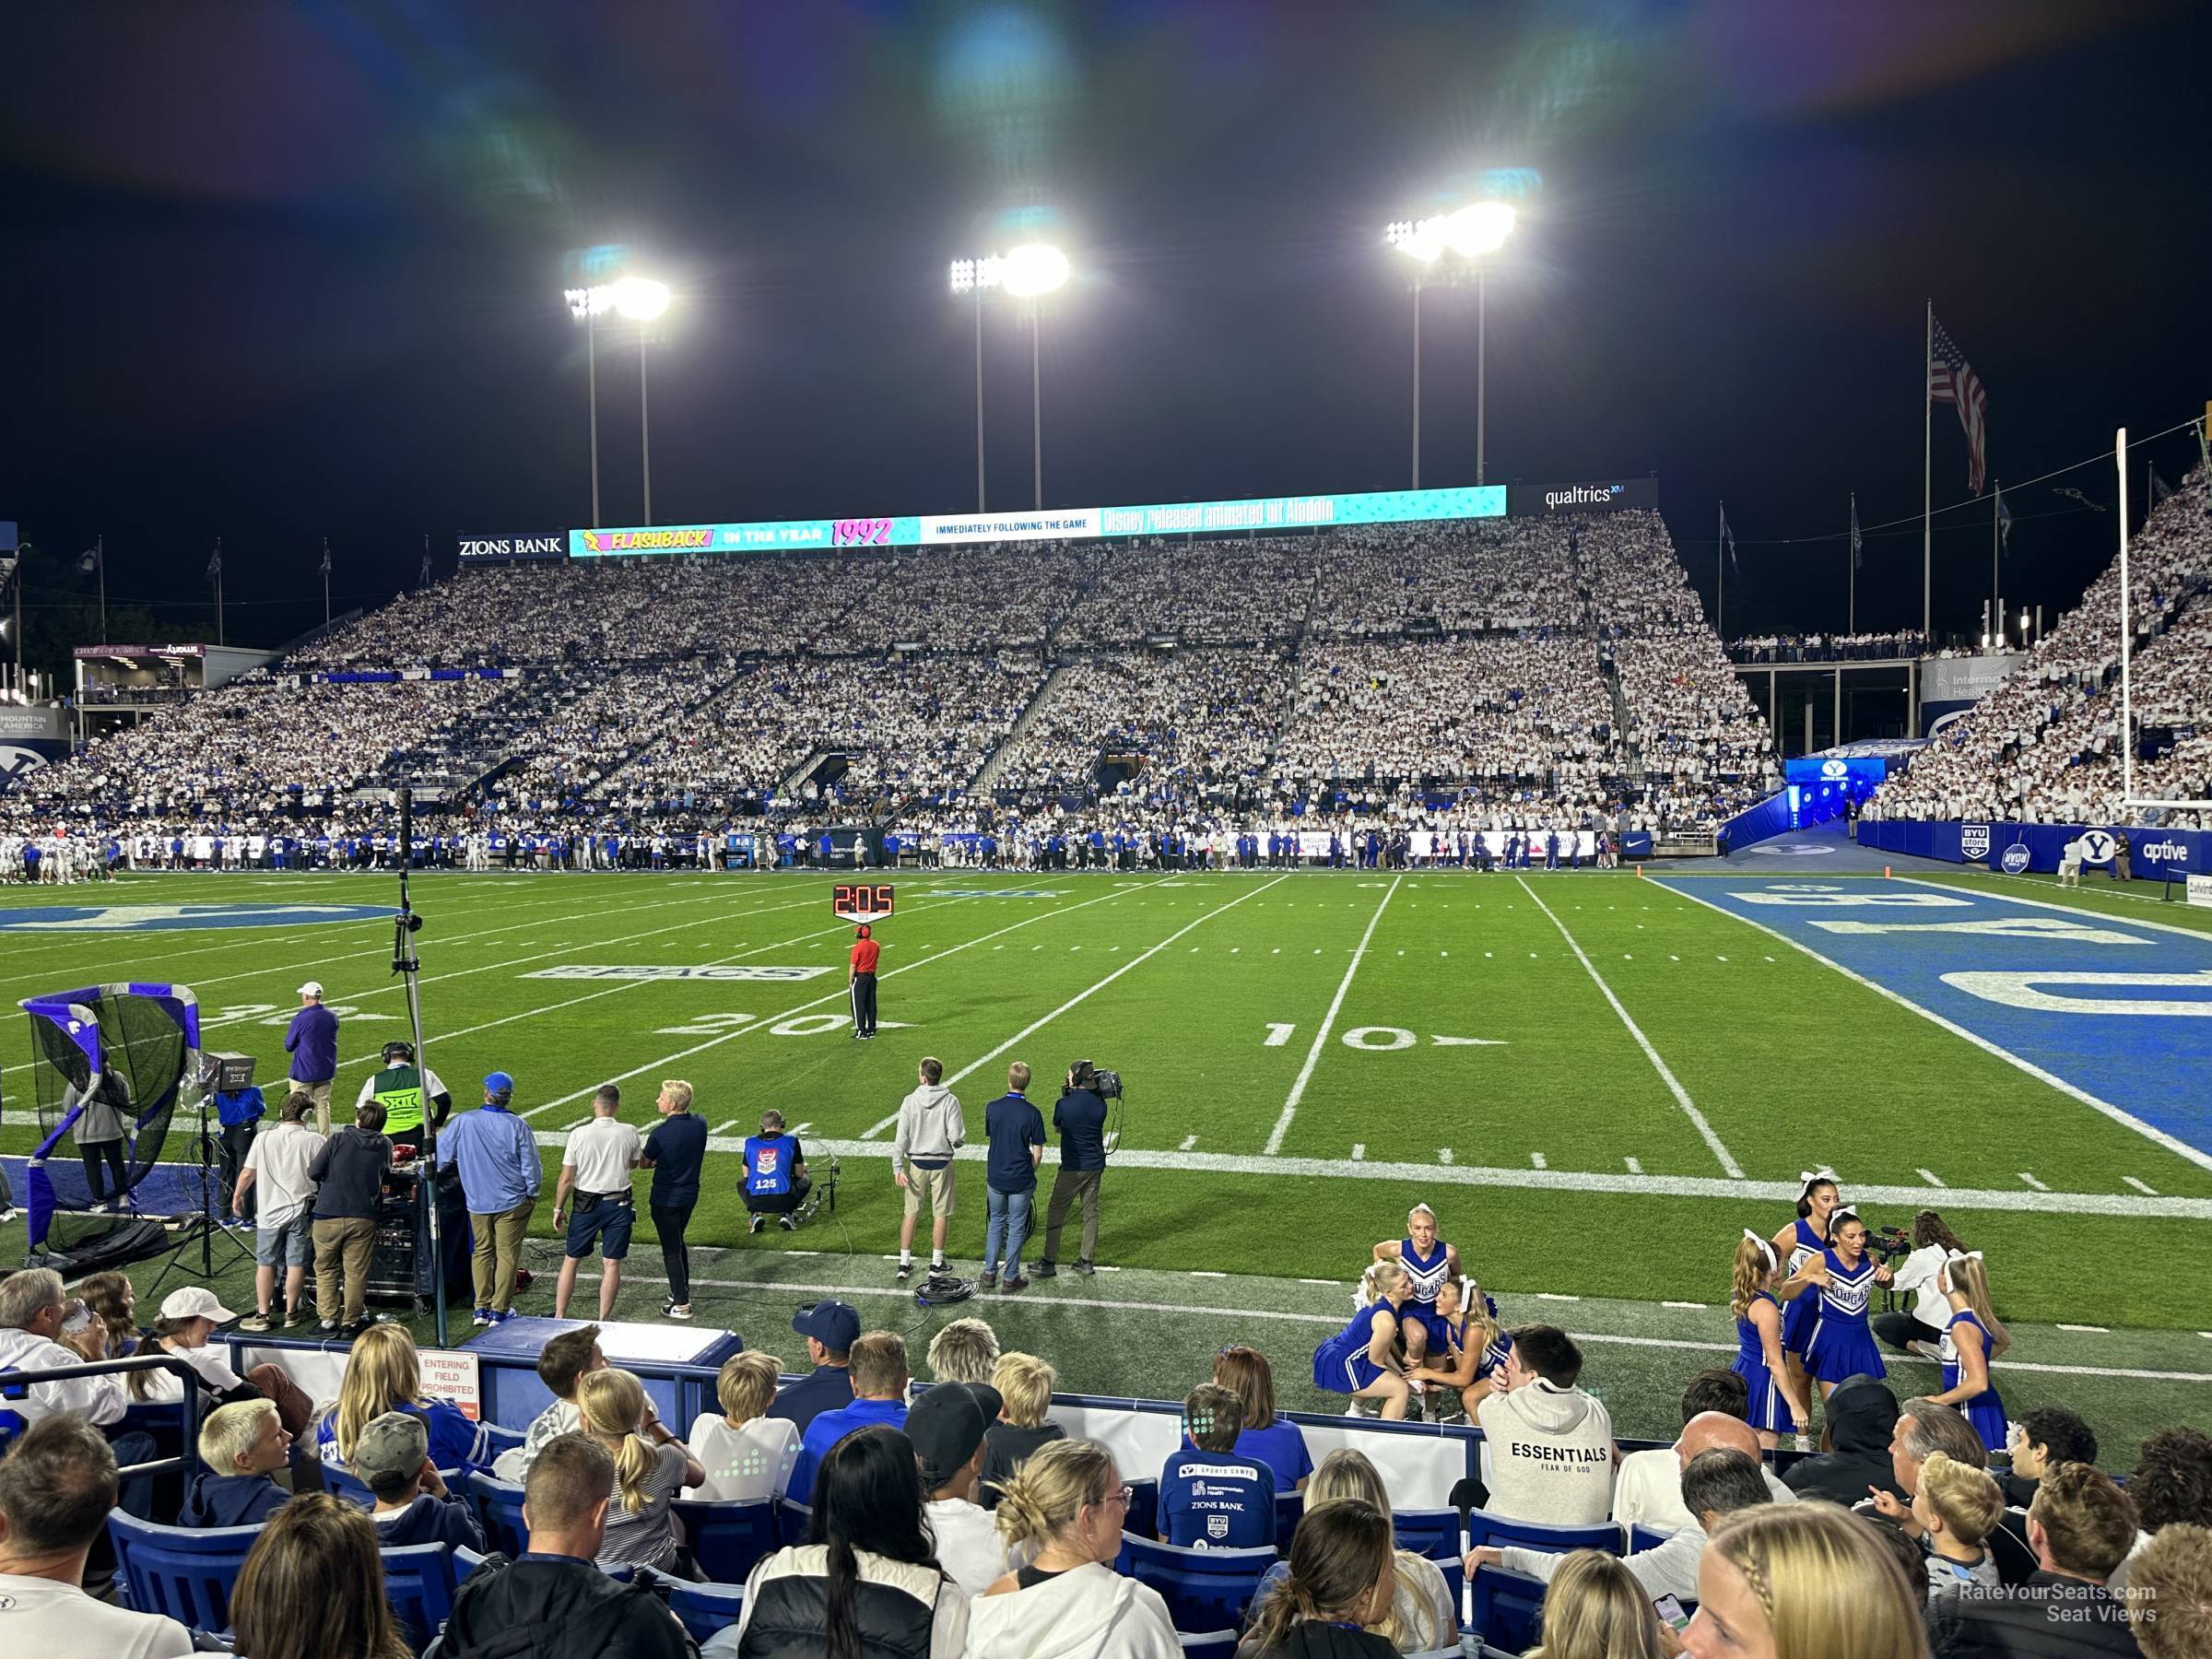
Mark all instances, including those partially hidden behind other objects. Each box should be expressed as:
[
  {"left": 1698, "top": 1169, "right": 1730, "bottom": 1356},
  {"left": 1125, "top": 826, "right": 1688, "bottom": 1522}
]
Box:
[{"left": 744, "top": 1134, "right": 797, "bottom": 1196}]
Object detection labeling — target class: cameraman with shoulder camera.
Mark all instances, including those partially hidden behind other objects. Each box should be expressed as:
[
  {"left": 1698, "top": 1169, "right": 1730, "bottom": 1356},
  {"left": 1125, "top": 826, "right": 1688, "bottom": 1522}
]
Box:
[{"left": 1032, "top": 1061, "right": 1110, "bottom": 1279}]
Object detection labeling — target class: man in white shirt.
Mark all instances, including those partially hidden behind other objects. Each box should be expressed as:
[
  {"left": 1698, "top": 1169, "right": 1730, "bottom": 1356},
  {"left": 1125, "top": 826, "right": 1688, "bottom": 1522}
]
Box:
[
  {"left": 552, "top": 1083, "right": 643, "bottom": 1320},
  {"left": 0, "top": 1269, "right": 129, "bottom": 1429},
  {"left": 1476, "top": 1325, "right": 1618, "bottom": 1527},
  {"left": 0, "top": 1417, "right": 193, "bottom": 1658},
  {"left": 233, "top": 1090, "right": 325, "bottom": 1330},
  {"left": 904, "top": 1380, "right": 1009, "bottom": 1595},
  {"left": 1612, "top": 1402, "right": 1796, "bottom": 1535}
]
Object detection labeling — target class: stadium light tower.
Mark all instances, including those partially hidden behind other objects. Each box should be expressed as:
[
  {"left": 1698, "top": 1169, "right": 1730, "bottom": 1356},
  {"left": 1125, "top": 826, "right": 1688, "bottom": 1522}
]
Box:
[
  {"left": 565, "top": 275, "right": 674, "bottom": 525},
  {"left": 952, "top": 242, "right": 1071, "bottom": 511},
  {"left": 1386, "top": 202, "right": 1516, "bottom": 488}
]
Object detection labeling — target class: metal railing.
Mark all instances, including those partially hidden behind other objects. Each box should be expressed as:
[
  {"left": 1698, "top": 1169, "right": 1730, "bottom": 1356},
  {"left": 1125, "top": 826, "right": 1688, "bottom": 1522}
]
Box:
[{"left": 0, "top": 1352, "right": 206, "bottom": 1483}]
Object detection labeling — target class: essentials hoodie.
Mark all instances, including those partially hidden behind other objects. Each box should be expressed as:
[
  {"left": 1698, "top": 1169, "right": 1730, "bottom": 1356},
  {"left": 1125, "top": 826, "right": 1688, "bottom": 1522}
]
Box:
[
  {"left": 175, "top": 1470, "right": 288, "bottom": 1527},
  {"left": 1477, "top": 1378, "right": 1617, "bottom": 1526},
  {"left": 963, "top": 1563, "right": 1182, "bottom": 1659},
  {"left": 892, "top": 1084, "right": 965, "bottom": 1171},
  {"left": 1783, "top": 1375, "right": 1907, "bottom": 1506}
]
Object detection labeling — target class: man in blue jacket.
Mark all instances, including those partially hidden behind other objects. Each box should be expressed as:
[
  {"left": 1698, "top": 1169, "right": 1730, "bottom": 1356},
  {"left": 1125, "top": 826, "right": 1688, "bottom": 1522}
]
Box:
[
  {"left": 283, "top": 981, "right": 339, "bottom": 1135},
  {"left": 1032, "top": 1062, "right": 1108, "bottom": 1279},
  {"left": 437, "top": 1071, "right": 542, "bottom": 1324},
  {"left": 981, "top": 1061, "right": 1044, "bottom": 1292}
]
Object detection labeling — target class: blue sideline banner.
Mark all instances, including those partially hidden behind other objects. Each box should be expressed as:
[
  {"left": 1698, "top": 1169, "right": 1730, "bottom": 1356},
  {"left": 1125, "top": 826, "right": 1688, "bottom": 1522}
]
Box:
[{"left": 1861, "top": 819, "right": 2212, "bottom": 882}]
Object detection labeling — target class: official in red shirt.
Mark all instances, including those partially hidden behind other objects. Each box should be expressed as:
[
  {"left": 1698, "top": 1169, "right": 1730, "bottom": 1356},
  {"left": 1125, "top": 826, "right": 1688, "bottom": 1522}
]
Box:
[{"left": 848, "top": 924, "right": 880, "bottom": 1040}]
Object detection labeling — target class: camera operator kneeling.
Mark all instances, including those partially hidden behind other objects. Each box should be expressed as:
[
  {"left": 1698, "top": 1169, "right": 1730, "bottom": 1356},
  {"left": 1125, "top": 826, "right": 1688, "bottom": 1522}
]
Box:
[
  {"left": 1033, "top": 1063, "right": 1112, "bottom": 1279},
  {"left": 742, "top": 1111, "right": 813, "bottom": 1233}
]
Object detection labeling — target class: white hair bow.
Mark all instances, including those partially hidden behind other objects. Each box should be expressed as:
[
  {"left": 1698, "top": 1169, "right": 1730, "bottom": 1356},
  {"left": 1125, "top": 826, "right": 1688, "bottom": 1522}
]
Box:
[
  {"left": 1743, "top": 1229, "right": 1778, "bottom": 1271},
  {"left": 1945, "top": 1249, "right": 1983, "bottom": 1264},
  {"left": 1798, "top": 1167, "right": 1839, "bottom": 1195}
]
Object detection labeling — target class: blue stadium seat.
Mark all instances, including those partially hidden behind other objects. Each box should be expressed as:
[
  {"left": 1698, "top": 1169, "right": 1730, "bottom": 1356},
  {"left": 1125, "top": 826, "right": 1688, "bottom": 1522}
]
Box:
[
  {"left": 1177, "top": 1631, "right": 1239, "bottom": 1659},
  {"left": 1470, "top": 1563, "right": 1550, "bottom": 1654},
  {"left": 382, "top": 1543, "right": 460, "bottom": 1655},
  {"left": 108, "top": 1511, "right": 259, "bottom": 1633},
  {"left": 478, "top": 1421, "right": 524, "bottom": 1457},
  {"left": 672, "top": 1497, "right": 778, "bottom": 1585},
  {"left": 1629, "top": 1524, "right": 1676, "bottom": 1555},
  {"left": 1115, "top": 1535, "right": 1279, "bottom": 1633},
  {"left": 775, "top": 1496, "right": 813, "bottom": 1547},
  {"left": 465, "top": 1469, "right": 528, "bottom": 1557},
  {"left": 1274, "top": 1490, "right": 1302, "bottom": 1553},
  {"left": 1394, "top": 1506, "right": 1463, "bottom": 1562},
  {"left": 1462, "top": 1505, "right": 1623, "bottom": 1556},
  {"left": 666, "top": 1579, "right": 747, "bottom": 1642},
  {"left": 1125, "top": 1477, "right": 1159, "bottom": 1541},
  {"left": 119, "top": 1399, "right": 188, "bottom": 1460}
]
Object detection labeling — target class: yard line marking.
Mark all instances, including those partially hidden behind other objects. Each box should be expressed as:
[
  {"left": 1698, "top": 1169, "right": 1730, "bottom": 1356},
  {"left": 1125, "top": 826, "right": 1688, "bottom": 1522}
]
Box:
[
  {"left": 1534, "top": 1292, "right": 1581, "bottom": 1301},
  {"left": 1516, "top": 876, "right": 1744, "bottom": 1180},
  {"left": 1917, "top": 1168, "right": 1947, "bottom": 1187},
  {"left": 619, "top": 1272, "right": 2212, "bottom": 1382},
  {"left": 1656, "top": 877, "right": 2212, "bottom": 1176},
  {"left": 862, "top": 1113, "right": 899, "bottom": 1139},
  {"left": 1625, "top": 1157, "right": 1642, "bottom": 1173},
  {"left": 1298, "top": 1278, "right": 1339, "bottom": 1287},
  {"left": 1266, "top": 874, "right": 1400, "bottom": 1156},
  {"left": 2124, "top": 1176, "right": 2160, "bottom": 1195},
  {"left": 523, "top": 876, "right": 1180, "bottom": 1119},
  {"left": 2018, "top": 1172, "right": 2050, "bottom": 1191},
  {"left": 712, "top": 1119, "right": 745, "bottom": 1135},
  {"left": 695, "top": 1137, "right": 2212, "bottom": 1221},
  {"left": 946, "top": 876, "right": 1288, "bottom": 1089}
]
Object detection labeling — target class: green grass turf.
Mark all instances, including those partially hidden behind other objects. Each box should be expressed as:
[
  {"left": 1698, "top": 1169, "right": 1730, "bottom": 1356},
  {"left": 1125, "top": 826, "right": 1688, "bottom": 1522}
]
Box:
[{"left": 3, "top": 867, "right": 2209, "bottom": 1454}]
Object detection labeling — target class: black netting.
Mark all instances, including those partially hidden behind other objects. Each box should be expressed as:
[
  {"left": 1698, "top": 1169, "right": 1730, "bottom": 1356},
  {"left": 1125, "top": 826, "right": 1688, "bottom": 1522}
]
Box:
[{"left": 29, "top": 993, "right": 191, "bottom": 1253}]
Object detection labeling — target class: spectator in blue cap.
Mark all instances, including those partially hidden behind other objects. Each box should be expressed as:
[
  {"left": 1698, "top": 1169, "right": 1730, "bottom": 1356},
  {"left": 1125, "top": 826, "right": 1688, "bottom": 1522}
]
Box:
[
  {"left": 768, "top": 1300, "right": 860, "bottom": 1433},
  {"left": 436, "top": 1071, "right": 541, "bottom": 1325}
]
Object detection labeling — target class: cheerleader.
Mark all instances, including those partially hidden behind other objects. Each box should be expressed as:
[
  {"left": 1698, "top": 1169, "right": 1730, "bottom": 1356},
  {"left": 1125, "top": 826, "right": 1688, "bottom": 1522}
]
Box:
[
  {"left": 1312, "top": 1261, "right": 1413, "bottom": 1419},
  {"left": 1729, "top": 1230, "right": 1813, "bottom": 1450},
  {"left": 1801, "top": 1207, "right": 1894, "bottom": 1398},
  {"left": 1403, "top": 1275, "right": 1512, "bottom": 1421},
  {"left": 1771, "top": 1168, "right": 1841, "bottom": 1392},
  {"left": 1370, "top": 1203, "right": 1465, "bottom": 1367},
  {"left": 1926, "top": 1251, "right": 2010, "bottom": 1454}
]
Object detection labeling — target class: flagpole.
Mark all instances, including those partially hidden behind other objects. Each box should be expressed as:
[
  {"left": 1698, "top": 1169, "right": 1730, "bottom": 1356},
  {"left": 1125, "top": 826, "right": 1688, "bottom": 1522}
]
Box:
[
  {"left": 1922, "top": 299, "right": 1933, "bottom": 644},
  {"left": 2116, "top": 429, "right": 2135, "bottom": 811},
  {"left": 1991, "top": 484, "right": 2001, "bottom": 646},
  {"left": 98, "top": 534, "right": 107, "bottom": 644},
  {"left": 215, "top": 537, "right": 225, "bottom": 646},
  {"left": 323, "top": 538, "right": 332, "bottom": 629},
  {"left": 1847, "top": 496, "right": 1856, "bottom": 634},
  {"left": 1716, "top": 500, "right": 1726, "bottom": 640}
]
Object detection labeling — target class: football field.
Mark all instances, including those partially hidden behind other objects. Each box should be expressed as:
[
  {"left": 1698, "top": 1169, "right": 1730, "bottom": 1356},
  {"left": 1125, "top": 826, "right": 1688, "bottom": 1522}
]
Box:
[{"left": 3, "top": 862, "right": 2208, "bottom": 1451}]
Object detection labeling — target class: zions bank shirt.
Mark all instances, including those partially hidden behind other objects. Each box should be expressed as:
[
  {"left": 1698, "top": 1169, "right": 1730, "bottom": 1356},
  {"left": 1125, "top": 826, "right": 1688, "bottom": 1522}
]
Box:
[{"left": 1159, "top": 1447, "right": 1275, "bottom": 1549}]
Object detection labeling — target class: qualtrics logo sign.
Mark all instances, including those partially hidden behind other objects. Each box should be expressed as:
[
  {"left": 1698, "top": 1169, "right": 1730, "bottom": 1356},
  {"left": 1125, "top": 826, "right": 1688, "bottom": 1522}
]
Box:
[
  {"left": 1508, "top": 478, "right": 1659, "bottom": 518},
  {"left": 457, "top": 532, "right": 567, "bottom": 561}
]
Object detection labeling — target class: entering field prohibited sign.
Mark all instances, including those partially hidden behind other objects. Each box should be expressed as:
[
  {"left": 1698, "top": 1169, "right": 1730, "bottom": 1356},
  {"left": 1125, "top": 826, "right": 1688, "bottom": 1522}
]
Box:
[{"left": 418, "top": 1347, "right": 482, "bottom": 1421}]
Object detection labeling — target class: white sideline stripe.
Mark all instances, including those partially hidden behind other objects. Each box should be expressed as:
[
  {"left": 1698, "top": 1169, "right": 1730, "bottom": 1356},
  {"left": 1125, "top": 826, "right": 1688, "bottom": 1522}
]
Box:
[
  {"left": 1656, "top": 877, "right": 2212, "bottom": 1176},
  {"left": 601, "top": 1135, "right": 2212, "bottom": 1221},
  {"left": 1663, "top": 1301, "right": 1707, "bottom": 1310},
  {"left": 521, "top": 877, "right": 1178, "bottom": 1119},
  {"left": 947, "top": 875, "right": 1288, "bottom": 1088},
  {"left": 1899, "top": 875, "right": 2212, "bottom": 942},
  {"left": 1516, "top": 876, "right": 1745, "bottom": 1180},
  {"left": 1267, "top": 875, "right": 1400, "bottom": 1155},
  {"left": 618, "top": 1274, "right": 2212, "bottom": 1382}
]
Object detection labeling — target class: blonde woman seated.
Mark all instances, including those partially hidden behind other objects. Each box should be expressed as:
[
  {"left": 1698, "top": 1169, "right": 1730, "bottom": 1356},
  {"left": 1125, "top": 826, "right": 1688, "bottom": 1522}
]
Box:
[
  {"left": 966, "top": 1438, "right": 1182, "bottom": 1659},
  {"left": 1237, "top": 1500, "right": 1399, "bottom": 1659},
  {"left": 578, "top": 1367, "right": 707, "bottom": 1576},
  {"left": 312, "top": 1322, "right": 486, "bottom": 1472},
  {"left": 686, "top": 1350, "right": 802, "bottom": 1501},
  {"left": 1522, "top": 1550, "right": 1673, "bottom": 1659},
  {"left": 1243, "top": 1450, "right": 1454, "bottom": 1653}
]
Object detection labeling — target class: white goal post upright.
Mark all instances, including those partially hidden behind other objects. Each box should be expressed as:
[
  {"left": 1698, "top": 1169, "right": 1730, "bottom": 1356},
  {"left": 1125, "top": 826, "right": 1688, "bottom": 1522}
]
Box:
[{"left": 2118, "top": 420, "right": 2212, "bottom": 817}]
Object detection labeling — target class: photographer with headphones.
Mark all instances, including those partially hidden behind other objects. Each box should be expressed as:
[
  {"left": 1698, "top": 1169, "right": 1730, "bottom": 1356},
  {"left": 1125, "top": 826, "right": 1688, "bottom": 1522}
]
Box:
[
  {"left": 353, "top": 1040, "right": 452, "bottom": 1159},
  {"left": 1032, "top": 1061, "right": 1110, "bottom": 1279},
  {"left": 741, "top": 1110, "right": 813, "bottom": 1232}
]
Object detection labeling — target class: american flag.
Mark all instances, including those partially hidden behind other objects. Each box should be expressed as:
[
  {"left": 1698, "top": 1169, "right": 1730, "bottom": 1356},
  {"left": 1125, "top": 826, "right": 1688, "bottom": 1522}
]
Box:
[{"left": 1928, "top": 315, "right": 1988, "bottom": 495}]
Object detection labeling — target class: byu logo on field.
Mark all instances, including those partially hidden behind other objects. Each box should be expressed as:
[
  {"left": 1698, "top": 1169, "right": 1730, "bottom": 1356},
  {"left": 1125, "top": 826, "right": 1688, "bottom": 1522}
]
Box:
[
  {"left": 2079, "top": 830, "right": 2116, "bottom": 865},
  {"left": 1960, "top": 823, "right": 1991, "bottom": 860},
  {"left": 2000, "top": 844, "right": 2033, "bottom": 875},
  {"left": 1819, "top": 759, "right": 1849, "bottom": 780}
]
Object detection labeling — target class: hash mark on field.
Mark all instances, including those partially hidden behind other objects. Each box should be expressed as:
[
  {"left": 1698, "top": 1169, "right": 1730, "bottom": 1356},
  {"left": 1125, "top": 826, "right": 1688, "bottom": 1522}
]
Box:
[
  {"left": 2124, "top": 1176, "right": 2160, "bottom": 1195},
  {"left": 1669, "top": 954, "right": 1679, "bottom": 960},
  {"left": 2018, "top": 1172, "right": 2050, "bottom": 1191},
  {"left": 1917, "top": 1168, "right": 1947, "bottom": 1187},
  {"left": 1299, "top": 1278, "right": 1339, "bottom": 1287},
  {"left": 2058, "top": 1324, "right": 2111, "bottom": 1334},
  {"left": 1534, "top": 1293, "right": 1581, "bottom": 1301},
  {"left": 712, "top": 1119, "right": 744, "bottom": 1135},
  {"left": 1179, "top": 1135, "right": 1198, "bottom": 1151},
  {"left": 1531, "top": 1152, "right": 1547, "bottom": 1169},
  {"left": 1350, "top": 1143, "right": 1367, "bottom": 1160},
  {"left": 1191, "top": 1270, "right": 1228, "bottom": 1278},
  {"left": 1625, "top": 1157, "right": 1641, "bottom": 1173},
  {"left": 1438, "top": 1147, "right": 1453, "bottom": 1164},
  {"left": 1663, "top": 1300, "right": 1707, "bottom": 1310}
]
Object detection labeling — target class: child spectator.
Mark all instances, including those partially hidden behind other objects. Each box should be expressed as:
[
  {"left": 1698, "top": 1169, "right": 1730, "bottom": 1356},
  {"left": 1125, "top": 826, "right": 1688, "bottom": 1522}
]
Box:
[
  {"left": 352, "top": 1410, "right": 488, "bottom": 1551},
  {"left": 684, "top": 1350, "right": 801, "bottom": 1501},
  {"left": 1912, "top": 1451, "right": 2005, "bottom": 1599},
  {"left": 494, "top": 1323, "right": 605, "bottom": 1483},
  {"left": 177, "top": 1398, "right": 293, "bottom": 1527},
  {"left": 981, "top": 1350, "right": 1066, "bottom": 1510}
]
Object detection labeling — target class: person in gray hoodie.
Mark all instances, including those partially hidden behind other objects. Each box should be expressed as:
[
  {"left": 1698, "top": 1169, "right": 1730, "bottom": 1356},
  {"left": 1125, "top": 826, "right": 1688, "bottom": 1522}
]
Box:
[
  {"left": 1474, "top": 1324, "right": 1618, "bottom": 1526},
  {"left": 891, "top": 1056, "right": 964, "bottom": 1283}
]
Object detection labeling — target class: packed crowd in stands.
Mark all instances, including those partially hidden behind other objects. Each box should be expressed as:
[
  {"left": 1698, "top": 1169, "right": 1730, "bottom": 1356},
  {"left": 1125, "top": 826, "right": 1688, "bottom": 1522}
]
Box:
[
  {"left": 1872, "top": 464, "right": 2212, "bottom": 828},
  {"left": 4, "top": 510, "right": 1789, "bottom": 849},
  {"left": 1727, "top": 630, "right": 1929, "bottom": 664},
  {"left": 3, "top": 1209, "right": 2207, "bottom": 1659}
]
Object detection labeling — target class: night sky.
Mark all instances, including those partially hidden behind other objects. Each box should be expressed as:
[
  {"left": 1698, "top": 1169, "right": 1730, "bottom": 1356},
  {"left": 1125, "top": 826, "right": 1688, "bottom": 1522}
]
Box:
[{"left": 5, "top": 0, "right": 2208, "bottom": 664}]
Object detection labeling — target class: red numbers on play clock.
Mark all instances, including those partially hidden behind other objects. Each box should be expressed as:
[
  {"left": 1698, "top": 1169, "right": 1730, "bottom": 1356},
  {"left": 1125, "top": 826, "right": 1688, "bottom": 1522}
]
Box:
[{"left": 834, "top": 883, "right": 895, "bottom": 919}]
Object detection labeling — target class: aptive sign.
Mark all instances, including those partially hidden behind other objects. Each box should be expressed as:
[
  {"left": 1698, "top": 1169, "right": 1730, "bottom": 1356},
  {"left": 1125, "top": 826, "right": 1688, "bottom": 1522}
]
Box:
[
  {"left": 457, "top": 531, "right": 568, "bottom": 562},
  {"left": 571, "top": 483, "right": 1522, "bottom": 559}
]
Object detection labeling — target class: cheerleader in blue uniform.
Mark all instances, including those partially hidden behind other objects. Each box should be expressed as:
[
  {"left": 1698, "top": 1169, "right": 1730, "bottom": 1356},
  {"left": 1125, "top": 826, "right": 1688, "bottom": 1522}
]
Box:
[
  {"left": 1802, "top": 1207, "right": 1895, "bottom": 1398},
  {"left": 1403, "top": 1276, "right": 1513, "bottom": 1420},
  {"left": 1370, "top": 1203, "right": 1466, "bottom": 1369},
  {"left": 1729, "top": 1230, "right": 1813, "bottom": 1450},
  {"left": 1926, "top": 1251, "right": 2010, "bottom": 1453},
  {"left": 1771, "top": 1168, "right": 1841, "bottom": 1397},
  {"left": 1312, "top": 1261, "right": 1414, "bottom": 1419}
]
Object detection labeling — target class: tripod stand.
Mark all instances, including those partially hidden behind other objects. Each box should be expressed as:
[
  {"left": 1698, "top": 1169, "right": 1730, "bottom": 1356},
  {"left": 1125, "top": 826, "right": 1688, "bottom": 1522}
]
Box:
[{"left": 145, "top": 1084, "right": 256, "bottom": 1300}]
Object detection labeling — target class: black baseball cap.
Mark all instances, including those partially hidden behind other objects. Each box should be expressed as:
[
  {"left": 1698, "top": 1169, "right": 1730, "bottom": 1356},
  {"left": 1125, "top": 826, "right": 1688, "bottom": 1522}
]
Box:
[{"left": 907, "top": 1382, "right": 1005, "bottom": 1489}]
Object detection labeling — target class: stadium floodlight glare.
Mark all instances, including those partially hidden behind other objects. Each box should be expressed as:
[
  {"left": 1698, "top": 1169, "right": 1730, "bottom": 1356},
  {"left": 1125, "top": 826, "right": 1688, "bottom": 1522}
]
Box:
[
  {"left": 612, "top": 276, "right": 671, "bottom": 320},
  {"left": 1386, "top": 201, "right": 1517, "bottom": 488},
  {"left": 951, "top": 241, "right": 1073, "bottom": 511},
  {"left": 562, "top": 274, "right": 674, "bottom": 527}
]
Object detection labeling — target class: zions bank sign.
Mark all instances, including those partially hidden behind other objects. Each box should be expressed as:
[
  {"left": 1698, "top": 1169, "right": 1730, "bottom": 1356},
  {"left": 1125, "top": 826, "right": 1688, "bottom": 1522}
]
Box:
[{"left": 456, "top": 531, "right": 568, "bottom": 562}]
